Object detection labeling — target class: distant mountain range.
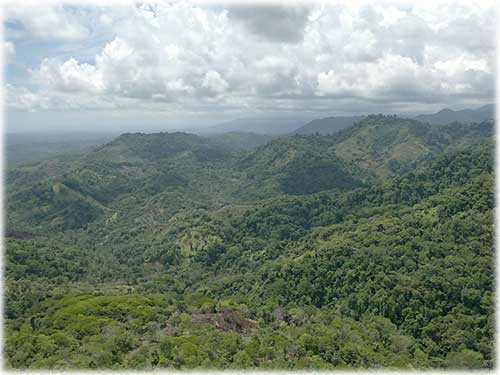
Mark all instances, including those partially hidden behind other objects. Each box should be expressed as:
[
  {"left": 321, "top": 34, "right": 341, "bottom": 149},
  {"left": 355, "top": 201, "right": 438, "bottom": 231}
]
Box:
[
  {"left": 7, "top": 104, "right": 495, "bottom": 168},
  {"left": 201, "top": 104, "right": 495, "bottom": 136},
  {"left": 197, "top": 113, "right": 316, "bottom": 136},
  {"left": 414, "top": 104, "right": 494, "bottom": 125},
  {"left": 292, "top": 115, "right": 365, "bottom": 135},
  {"left": 8, "top": 115, "right": 493, "bottom": 233},
  {"left": 6, "top": 132, "right": 118, "bottom": 168}
]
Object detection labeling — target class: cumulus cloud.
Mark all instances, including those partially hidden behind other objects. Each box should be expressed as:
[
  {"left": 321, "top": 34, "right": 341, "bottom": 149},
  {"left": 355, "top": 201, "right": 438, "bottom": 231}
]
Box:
[
  {"left": 6, "top": 84, "right": 40, "bottom": 111},
  {"left": 4, "top": 1, "right": 93, "bottom": 41},
  {"left": 36, "top": 58, "right": 104, "bottom": 93},
  {"left": 4, "top": 41, "right": 16, "bottom": 64},
  {"left": 4, "top": 0, "right": 496, "bottom": 114},
  {"left": 226, "top": 5, "right": 311, "bottom": 44},
  {"left": 201, "top": 71, "right": 229, "bottom": 97}
]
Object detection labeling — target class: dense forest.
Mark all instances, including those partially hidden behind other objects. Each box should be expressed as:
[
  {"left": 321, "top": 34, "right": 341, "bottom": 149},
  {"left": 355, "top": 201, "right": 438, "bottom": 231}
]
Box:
[{"left": 4, "top": 115, "right": 495, "bottom": 369}]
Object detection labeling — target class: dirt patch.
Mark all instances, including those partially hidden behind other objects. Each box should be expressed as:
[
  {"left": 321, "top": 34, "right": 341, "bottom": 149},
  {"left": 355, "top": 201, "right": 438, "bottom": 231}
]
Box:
[
  {"left": 192, "top": 308, "right": 257, "bottom": 333},
  {"left": 5, "top": 230, "right": 34, "bottom": 239}
]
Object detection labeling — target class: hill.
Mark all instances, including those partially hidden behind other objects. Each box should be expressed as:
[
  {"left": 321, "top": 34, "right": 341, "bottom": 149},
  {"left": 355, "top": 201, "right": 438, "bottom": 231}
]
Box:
[
  {"left": 414, "top": 104, "right": 494, "bottom": 125},
  {"left": 4, "top": 117, "right": 494, "bottom": 370},
  {"left": 292, "top": 115, "right": 364, "bottom": 135},
  {"left": 6, "top": 117, "right": 493, "bottom": 233},
  {"left": 6, "top": 132, "right": 240, "bottom": 233},
  {"left": 199, "top": 113, "right": 315, "bottom": 135},
  {"left": 235, "top": 135, "right": 367, "bottom": 198},
  {"left": 332, "top": 115, "right": 493, "bottom": 178},
  {"left": 207, "top": 132, "right": 274, "bottom": 151}
]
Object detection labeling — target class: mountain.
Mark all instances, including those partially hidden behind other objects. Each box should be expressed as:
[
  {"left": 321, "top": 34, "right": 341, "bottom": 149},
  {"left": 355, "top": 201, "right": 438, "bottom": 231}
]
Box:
[
  {"left": 290, "top": 103, "right": 495, "bottom": 139},
  {"left": 292, "top": 115, "right": 364, "bottom": 135},
  {"left": 6, "top": 117, "right": 493, "bottom": 233},
  {"left": 332, "top": 115, "right": 493, "bottom": 178},
  {"left": 6, "top": 132, "right": 239, "bottom": 232},
  {"left": 5, "top": 117, "right": 494, "bottom": 370},
  {"left": 199, "top": 113, "right": 316, "bottom": 135},
  {"left": 414, "top": 103, "right": 494, "bottom": 125},
  {"left": 235, "top": 136, "right": 367, "bottom": 198},
  {"left": 89, "top": 132, "right": 232, "bottom": 163}
]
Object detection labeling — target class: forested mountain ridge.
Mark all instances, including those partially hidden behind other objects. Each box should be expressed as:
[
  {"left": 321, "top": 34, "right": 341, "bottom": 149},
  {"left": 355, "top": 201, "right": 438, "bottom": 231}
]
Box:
[
  {"left": 5, "top": 116, "right": 494, "bottom": 369},
  {"left": 7, "top": 132, "right": 245, "bottom": 232},
  {"left": 285, "top": 104, "right": 494, "bottom": 136},
  {"left": 234, "top": 136, "right": 367, "bottom": 198},
  {"left": 207, "top": 132, "right": 274, "bottom": 151},
  {"left": 414, "top": 104, "right": 494, "bottom": 125},
  {"left": 331, "top": 115, "right": 493, "bottom": 178}
]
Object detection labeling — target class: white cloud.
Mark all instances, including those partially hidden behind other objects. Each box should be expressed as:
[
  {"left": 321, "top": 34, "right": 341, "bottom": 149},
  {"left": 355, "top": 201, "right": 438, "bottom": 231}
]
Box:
[
  {"left": 201, "top": 71, "right": 228, "bottom": 96},
  {"left": 435, "top": 55, "right": 491, "bottom": 77},
  {"left": 5, "top": 0, "right": 496, "bottom": 114},
  {"left": 4, "top": 1, "right": 93, "bottom": 41},
  {"left": 316, "top": 55, "right": 437, "bottom": 99},
  {"left": 4, "top": 42, "right": 16, "bottom": 64},
  {"left": 6, "top": 84, "right": 41, "bottom": 111},
  {"left": 36, "top": 58, "right": 104, "bottom": 93},
  {"left": 226, "top": 5, "right": 311, "bottom": 44}
]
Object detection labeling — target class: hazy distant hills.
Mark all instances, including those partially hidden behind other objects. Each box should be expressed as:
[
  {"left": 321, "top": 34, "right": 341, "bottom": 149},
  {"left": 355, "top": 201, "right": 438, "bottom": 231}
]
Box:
[
  {"left": 204, "top": 114, "right": 361, "bottom": 136},
  {"left": 6, "top": 132, "right": 117, "bottom": 168},
  {"left": 292, "top": 104, "right": 495, "bottom": 136},
  {"left": 292, "top": 116, "right": 365, "bottom": 135},
  {"left": 6, "top": 132, "right": 118, "bottom": 146},
  {"left": 201, "top": 104, "right": 495, "bottom": 136},
  {"left": 7, "top": 104, "right": 495, "bottom": 168},
  {"left": 199, "top": 113, "right": 316, "bottom": 135},
  {"left": 6, "top": 131, "right": 271, "bottom": 168},
  {"left": 414, "top": 104, "right": 494, "bottom": 125}
]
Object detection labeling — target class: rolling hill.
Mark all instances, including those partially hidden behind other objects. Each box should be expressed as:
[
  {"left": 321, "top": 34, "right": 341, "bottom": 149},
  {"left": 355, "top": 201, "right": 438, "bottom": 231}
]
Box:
[
  {"left": 207, "top": 132, "right": 274, "bottom": 151},
  {"left": 5, "top": 116, "right": 495, "bottom": 370},
  {"left": 414, "top": 103, "right": 494, "bottom": 125},
  {"left": 331, "top": 115, "right": 493, "bottom": 178}
]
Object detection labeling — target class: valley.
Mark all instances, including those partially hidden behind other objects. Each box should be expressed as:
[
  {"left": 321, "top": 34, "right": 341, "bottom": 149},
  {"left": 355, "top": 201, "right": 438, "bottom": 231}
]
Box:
[{"left": 4, "top": 115, "right": 494, "bottom": 369}]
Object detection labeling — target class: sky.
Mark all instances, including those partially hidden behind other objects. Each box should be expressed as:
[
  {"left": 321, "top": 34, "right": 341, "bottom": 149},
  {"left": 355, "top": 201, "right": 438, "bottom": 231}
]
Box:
[{"left": 2, "top": 0, "right": 497, "bottom": 133}]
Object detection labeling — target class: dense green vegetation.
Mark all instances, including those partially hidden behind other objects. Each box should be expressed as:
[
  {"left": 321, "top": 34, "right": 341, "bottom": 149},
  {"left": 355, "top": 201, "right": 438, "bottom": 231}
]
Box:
[
  {"left": 4, "top": 116, "right": 494, "bottom": 369},
  {"left": 208, "top": 131, "right": 274, "bottom": 151}
]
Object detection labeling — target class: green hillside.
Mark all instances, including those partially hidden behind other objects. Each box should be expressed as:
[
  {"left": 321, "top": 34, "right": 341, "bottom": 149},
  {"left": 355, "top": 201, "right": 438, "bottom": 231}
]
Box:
[
  {"left": 5, "top": 117, "right": 494, "bottom": 370},
  {"left": 332, "top": 115, "right": 493, "bottom": 178},
  {"left": 208, "top": 132, "right": 274, "bottom": 151},
  {"left": 235, "top": 136, "right": 366, "bottom": 198}
]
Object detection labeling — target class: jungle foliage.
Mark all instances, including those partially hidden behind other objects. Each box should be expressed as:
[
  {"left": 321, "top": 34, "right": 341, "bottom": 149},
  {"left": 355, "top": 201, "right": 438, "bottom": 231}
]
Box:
[{"left": 4, "top": 116, "right": 495, "bottom": 369}]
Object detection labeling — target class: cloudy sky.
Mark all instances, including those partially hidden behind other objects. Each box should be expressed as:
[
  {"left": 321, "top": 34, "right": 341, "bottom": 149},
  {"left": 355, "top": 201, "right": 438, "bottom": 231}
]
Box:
[{"left": 3, "top": 0, "right": 496, "bottom": 132}]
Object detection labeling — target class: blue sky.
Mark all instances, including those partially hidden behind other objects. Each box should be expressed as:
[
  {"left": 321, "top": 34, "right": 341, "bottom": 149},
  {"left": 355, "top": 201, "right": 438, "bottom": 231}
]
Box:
[{"left": 3, "top": 0, "right": 496, "bottom": 133}]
